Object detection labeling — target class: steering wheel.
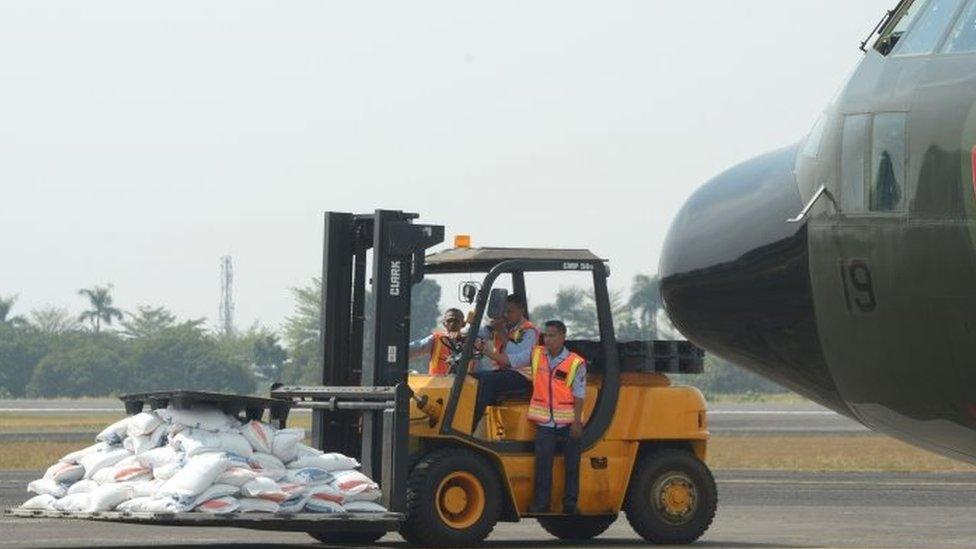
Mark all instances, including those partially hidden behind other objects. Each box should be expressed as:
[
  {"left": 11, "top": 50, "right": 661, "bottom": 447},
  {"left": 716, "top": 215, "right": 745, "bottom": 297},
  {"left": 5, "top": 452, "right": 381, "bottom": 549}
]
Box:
[{"left": 441, "top": 335, "right": 483, "bottom": 374}]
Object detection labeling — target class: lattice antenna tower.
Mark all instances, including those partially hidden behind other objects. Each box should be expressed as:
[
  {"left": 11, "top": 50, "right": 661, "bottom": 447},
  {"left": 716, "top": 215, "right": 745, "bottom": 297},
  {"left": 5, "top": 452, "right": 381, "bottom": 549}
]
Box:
[{"left": 219, "top": 255, "right": 235, "bottom": 335}]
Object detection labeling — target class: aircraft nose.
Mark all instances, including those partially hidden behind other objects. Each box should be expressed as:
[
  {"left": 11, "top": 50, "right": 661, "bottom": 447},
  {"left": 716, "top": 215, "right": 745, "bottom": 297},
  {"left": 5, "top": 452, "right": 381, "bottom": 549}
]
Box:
[{"left": 658, "top": 145, "right": 847, "bottom": 411}]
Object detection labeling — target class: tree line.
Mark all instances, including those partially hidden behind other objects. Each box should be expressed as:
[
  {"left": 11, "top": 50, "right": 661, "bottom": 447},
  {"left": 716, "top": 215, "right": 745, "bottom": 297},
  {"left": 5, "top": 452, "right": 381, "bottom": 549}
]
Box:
[{"left": 0, "top": 275, "right": 783, "bottom": 398}]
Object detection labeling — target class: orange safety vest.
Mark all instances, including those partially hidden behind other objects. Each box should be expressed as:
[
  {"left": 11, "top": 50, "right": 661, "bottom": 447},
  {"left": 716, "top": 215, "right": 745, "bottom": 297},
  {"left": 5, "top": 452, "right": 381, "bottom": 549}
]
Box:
[
  {"left": 527, "top": 345, "right": 585, "bottom": 426},
  {"left": 492, "top": 318, "right": 537, "bottom": 353},
  {"left": 428, "top": 331, "right": 455, "bottom": 375}
]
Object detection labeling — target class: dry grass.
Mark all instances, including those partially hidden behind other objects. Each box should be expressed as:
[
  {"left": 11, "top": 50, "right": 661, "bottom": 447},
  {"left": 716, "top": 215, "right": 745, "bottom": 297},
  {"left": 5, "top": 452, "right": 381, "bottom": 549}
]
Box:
[
  {"left": 709, "top": 435, "right": 976, "bottom": 472},
  {"left": 0, "top": 442, "right": 89, "bottom": 470},
  {"left": 0, "top": 413, "right": 124, "bottom": 432}
]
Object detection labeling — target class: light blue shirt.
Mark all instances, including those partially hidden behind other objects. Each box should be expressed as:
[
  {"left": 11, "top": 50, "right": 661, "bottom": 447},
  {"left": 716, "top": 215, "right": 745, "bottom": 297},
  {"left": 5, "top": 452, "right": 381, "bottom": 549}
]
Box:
[
  {"left": 509, "top": 345, "right": 587, "bottom": 428},
  {"left": 479, "top": 321, "right": 539, "bottom": 373}
]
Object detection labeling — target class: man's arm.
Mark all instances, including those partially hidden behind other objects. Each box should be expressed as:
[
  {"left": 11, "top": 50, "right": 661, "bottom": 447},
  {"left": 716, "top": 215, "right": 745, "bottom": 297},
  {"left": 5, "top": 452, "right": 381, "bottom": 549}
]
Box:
[{"left": 408, "top": 334, "right": 434, "bottom": 360}]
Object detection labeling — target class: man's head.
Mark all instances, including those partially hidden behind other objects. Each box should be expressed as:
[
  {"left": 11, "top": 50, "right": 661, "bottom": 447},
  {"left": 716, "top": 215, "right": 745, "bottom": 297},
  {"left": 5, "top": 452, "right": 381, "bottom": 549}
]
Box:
[
  {"left": 543, "top": 320, "right": 567, "bottom": 355},
  {"left": 503, "top": 294, "right": 527, "bottom": 325},
  {"left": 442, "top": 308, "right": 464, "bottom": 332}
]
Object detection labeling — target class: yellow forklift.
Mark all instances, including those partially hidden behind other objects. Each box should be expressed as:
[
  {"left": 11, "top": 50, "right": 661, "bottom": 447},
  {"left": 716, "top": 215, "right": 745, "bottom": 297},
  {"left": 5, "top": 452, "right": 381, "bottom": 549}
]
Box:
[
  {"left": 274, "top": 210, "right": 716, "bottom": 547},
  {"left": 7, "top": 209, "right": 713, "bottom": 547}
]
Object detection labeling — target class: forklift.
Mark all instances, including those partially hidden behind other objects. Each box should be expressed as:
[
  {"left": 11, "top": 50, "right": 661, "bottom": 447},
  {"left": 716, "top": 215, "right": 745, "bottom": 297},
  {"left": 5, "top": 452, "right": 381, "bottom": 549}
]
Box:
[
  {"left": 273, "top": 210, "right": 716, "bottom": 547},
  {"left": 7, "top": 209, "right": 713, "bottom": 546}
]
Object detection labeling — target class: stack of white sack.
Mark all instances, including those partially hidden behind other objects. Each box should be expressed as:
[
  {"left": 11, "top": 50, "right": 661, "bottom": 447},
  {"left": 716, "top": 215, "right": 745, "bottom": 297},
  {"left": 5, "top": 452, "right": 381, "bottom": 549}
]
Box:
[{"left": 21, "top": 406, "right": 387, "bottom": 516}]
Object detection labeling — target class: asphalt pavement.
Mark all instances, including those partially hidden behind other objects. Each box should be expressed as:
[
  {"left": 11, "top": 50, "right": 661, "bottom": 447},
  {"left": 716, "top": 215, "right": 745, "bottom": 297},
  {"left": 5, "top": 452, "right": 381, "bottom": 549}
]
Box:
[{"left": 4, "top": 469, "right": 975, "bottom": 548}]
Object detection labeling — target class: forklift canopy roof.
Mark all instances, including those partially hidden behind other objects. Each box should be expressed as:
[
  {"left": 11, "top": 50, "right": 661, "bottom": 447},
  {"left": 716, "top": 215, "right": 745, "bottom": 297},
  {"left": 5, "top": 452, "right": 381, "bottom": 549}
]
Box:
[{"left": 424, "top": 247, "right": 606, "bottom": 274}]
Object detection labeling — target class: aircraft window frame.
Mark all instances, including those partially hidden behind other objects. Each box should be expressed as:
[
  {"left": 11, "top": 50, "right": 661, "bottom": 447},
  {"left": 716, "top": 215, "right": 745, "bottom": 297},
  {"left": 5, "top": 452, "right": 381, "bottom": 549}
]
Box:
[
  {"left": 841, "top": 114, "right": 871, "bottom": 214},
  {"left": 892, "top": 0, "right": 967, "bottom": 56},
  {"left": 875, "top": 0, "right": 926, "bottom": 55},
  {"left": 943, "top": 0, "right": 976, "bottom": 53}
]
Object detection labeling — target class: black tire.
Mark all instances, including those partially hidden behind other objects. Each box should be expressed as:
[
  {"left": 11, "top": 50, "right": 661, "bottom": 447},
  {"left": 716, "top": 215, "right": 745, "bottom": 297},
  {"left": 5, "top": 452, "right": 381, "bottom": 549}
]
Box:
[
  {"left": 624, "top": 448, "right": 717, "bottom": 545},
  {"left": 399, "top": 447, "right": 502, "bottom": 547},
  {"left": 307, "top": 530, "right": 385, "bottom": 544},
  {"left": 538, "top": 514, "right": 617, "bottom": 540}
]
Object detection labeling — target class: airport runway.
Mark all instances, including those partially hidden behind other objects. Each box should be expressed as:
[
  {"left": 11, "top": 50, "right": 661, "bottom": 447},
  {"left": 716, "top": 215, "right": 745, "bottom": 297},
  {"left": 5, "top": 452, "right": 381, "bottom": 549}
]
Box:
[
  {"left": 0, "top": 400, "right": 867, "bottom": 440},
  {"left": 3, "top": 469, "right": 976, "bottom": 548}
]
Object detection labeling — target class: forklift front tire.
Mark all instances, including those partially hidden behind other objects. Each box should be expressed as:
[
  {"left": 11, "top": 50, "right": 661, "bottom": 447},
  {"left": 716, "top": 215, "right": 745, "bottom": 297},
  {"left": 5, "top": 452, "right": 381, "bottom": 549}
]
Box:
[
  {"left": 537, "top": 514, "right": 617, "bottom": 540},
  {"left": 624, "top": 448, "right": 717, "bottom": 545},
  {"left": 400, "top": 447, "right": 501, "bottom": 547}
]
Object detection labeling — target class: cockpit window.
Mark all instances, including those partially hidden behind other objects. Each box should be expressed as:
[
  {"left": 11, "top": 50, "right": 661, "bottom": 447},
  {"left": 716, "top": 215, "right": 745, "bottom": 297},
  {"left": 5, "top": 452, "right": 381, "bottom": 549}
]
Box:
[
  {"left": 875, "top": 0, "right": 926, "bottom": 55},
  {"left": 893, "top": 0, "right": 965, "bottom": 55},
  {"left": 944, "top": 0, "right": 976, "bottom": 52}
]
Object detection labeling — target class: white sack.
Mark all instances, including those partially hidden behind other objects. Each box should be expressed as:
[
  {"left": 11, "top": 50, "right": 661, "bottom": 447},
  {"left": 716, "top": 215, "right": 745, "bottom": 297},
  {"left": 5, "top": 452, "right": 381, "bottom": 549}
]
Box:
[
  {"left": 67, "top": 479, "right": 100, "bottom": 495},
  {"left": 247, "top": 453, "right": 286, "bottom": 481},
  {"left": 96, "top": 417, "right": 131, "bottom": 444},
  {"left": 52, "top": 493, "right": 91, "bottom": 513},
  {"left": 157, "top": 408, "right": 238, "bottom": 432},
  {"left": 80, "top": 448, "right": 131, "bottom": 480},
  {"left": 238, "top": 497, "right": 279, "bottom": 513},
  {"left": 127, "top": 412, "right": 162, "bottom": 436},
  {"left": 343, "top": 500, "right": 387, "bottom": 513},
  {"left": 173, "top": 429, "right": 252, "bottom": 458},
  {"left": 241, "top": 421, "right": 275, "bottom": 454},
  {"left": 92, "top": 463, "right": 152, "bottom": 483},
  {"left": 194, "top": 496, "right": 239, "bottom": 514},
  {"left": 87, "top": 484, "right": 133, "bottom": 512},
  {"left": 240, "top": 477, "right": 287, "bottom": 502},
  {"left": 159, "top": 452, "right": 229, "bottom": 498},
  {"left": 305, "top": 497, "right": 345, "bottom": 513},
  {"left": 20, "top": 494, "right": 56, "bottom": 510},
  {"left": 288, "top": 453, "right": 359, "bottom": 472},
  {"left": 121, "top": 479, "right": 165, "bottom": 498},
  {"left": 116, "top": 496, "right": 182, "bottom": 513},
  {"left": 294, "top": 443, "right": 322, "bottom": 457},
  {"left": 191, "top": 484, "right": 239, "bottom": 508},
  {"left": 138, "top": 446, "right": 178, "bottom": 469},
  {"left": 27, "top": 478, "right": 67, "bottom": 498},
  {"left": 60, "top": 442, "right": 109, "bottom": 464},
  {"left": 153, "top": 456, "right": 186, "bottom": 481},
  {"left": 303, "top": 484, "right": 345, "bottom": 505},
  {"left": 43, "top": 462, "right": 85, "bottom": 484},
  {"left": 330, "top": 470, "right": 381, "bottom": 502},
  {"left": 270, "top": 428, "right": 304, "bottom": 463},
  {"left": 216, "top": 466, "right": 258, "bottom": 487},
  {"left": 281, "top": 468, "right": 333, "bottom": 486}
]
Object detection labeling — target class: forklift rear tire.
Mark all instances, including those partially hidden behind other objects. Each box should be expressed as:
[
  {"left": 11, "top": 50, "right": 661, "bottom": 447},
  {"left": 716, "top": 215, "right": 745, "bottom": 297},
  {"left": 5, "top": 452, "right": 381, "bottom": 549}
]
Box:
[
  {"left": 624, "top": 448, "right": 717, "bottom": 545},
  {"left": 537, "top": 514, "right": 617, "bottom": 540},
  {"left": 307, "top": 530, "right": 385, "bottom": 544},
  {"left": 400, "top": 447, "right": 501, "bottom": 547}
]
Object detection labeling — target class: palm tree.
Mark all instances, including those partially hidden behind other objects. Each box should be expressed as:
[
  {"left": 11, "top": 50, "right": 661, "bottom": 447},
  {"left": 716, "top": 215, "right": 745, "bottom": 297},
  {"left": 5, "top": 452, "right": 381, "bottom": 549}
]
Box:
[
  {"left": 628, "top": 274, "right": 662, "bottom": 338},
  {"left": 78, "top": 285, "right": 123, "bottom": 333},
  {"left": 0, "top": 294, "right": 27, "bottom": 327}
]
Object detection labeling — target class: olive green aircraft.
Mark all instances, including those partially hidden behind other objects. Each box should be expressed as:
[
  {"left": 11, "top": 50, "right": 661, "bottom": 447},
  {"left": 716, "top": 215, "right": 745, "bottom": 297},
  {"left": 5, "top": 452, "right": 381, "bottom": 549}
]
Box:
[{"left": 660, "top": 0, "right": 976, "bottom": 464}]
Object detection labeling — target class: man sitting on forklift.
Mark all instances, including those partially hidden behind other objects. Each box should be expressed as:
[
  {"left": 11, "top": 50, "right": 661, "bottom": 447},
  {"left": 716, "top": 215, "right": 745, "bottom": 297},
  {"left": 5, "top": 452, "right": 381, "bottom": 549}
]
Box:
[
  {"left": 471, "top": 294, "right": 538, "bottom": 431},
  {"left": 522, "top": 320, "right": 586, "bottom": 515},
  {"left": 409, "top": 308, "right": 466, "bottom": 375}
]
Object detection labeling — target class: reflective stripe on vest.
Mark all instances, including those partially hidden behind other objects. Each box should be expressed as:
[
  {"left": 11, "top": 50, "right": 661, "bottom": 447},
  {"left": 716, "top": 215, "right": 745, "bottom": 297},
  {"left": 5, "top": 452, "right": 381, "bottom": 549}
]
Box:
[
  {"left": 527, "top": 345, "right": 585, "bottom": 425},
  {"left": 428, "top": 332, "right": 452, "bottom": 375}
]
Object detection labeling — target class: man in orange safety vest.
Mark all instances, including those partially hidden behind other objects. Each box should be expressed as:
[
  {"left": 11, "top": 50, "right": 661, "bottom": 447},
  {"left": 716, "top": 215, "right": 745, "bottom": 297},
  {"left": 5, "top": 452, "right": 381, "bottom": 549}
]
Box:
[
  {"left": 408, "top": 308, "right": 465, "bottom": 375},
  {"left": 524, "top": 319, "right": 586, "bottom": 515}
]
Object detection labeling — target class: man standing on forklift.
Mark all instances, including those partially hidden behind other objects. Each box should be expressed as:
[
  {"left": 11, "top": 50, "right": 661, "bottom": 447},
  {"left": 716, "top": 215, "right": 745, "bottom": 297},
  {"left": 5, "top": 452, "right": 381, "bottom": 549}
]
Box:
[
  {"left": 409, "top": 308, "right": 465, "bottom": 375},
  {"left": 524, "top": 320, "right": 586, "bottom": 514},
  {"left": 471, "top": 294, "right": 538, "bottom": 430}
]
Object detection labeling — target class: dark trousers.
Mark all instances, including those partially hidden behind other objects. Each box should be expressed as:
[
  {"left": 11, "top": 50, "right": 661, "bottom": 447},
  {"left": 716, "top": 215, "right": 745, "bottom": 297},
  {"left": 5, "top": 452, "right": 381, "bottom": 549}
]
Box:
[
  {"left": 532, "top": 425, "right": 581, "bottom": 510},
  {"left": 471, "top": 369, "right": 532, "bottom": 431}
]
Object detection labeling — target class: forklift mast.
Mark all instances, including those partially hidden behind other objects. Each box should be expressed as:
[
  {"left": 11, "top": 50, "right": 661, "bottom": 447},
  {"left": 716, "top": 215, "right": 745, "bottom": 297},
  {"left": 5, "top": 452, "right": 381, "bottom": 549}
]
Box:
[{"left": 315, "top": 210, "right": 444, "bottom": 455}]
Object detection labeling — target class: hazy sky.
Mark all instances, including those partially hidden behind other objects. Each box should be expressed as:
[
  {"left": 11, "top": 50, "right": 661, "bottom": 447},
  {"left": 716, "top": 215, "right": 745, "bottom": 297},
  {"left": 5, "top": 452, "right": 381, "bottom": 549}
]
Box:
[{"left": 0, "top": 1, "right": 894, "bottom": 331}]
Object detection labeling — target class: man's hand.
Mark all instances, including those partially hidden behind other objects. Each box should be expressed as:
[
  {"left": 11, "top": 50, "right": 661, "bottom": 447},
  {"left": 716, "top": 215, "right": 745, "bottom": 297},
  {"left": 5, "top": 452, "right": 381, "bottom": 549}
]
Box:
[
  {"left": 570, "top": 419, "right": 583, "bottom": 439},
  {"left": 490, "top": 317, "right": 506, "bottom": 334}
]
